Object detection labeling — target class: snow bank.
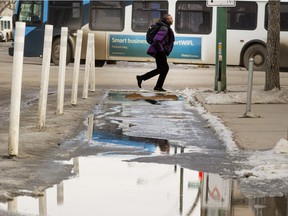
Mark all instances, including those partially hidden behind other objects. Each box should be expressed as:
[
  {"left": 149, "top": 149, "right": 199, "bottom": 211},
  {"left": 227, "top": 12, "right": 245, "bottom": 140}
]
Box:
[
  {"left": 235, "top": 138, "right": 288, "bottom": 180},
  {"left": 205, "top": 87, "right": 288, "bottom": 104},
  {"left": 178, "top": 88, "right": 239, "bottom": 152},
  {"left": 273, "top": 138, "right": 288, "bottom": 154}
]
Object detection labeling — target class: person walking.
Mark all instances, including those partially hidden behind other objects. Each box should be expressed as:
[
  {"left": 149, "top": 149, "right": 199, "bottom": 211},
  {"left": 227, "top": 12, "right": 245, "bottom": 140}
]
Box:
[{"left": 136, "top": 14, "right": 175, "bottom": 92}]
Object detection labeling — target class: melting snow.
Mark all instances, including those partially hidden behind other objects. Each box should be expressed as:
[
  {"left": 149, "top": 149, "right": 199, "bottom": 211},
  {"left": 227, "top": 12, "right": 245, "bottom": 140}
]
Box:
[
  {"left": 179, "top": 88, "right": 288, "bottom": 182},
  {"left": 205, "top": 87, "right": 288, "bottom": 104}
]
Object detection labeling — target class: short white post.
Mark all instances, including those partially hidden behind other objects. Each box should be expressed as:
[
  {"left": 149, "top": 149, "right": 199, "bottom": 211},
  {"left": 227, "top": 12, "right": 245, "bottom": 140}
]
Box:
[
  {"left": 89, "top": 35, "right": 95, "bottom": 92},
  {"left": 57, "top": 27, "right": 68, "bottom": 114},
  {"left": 37, "top": 25, "right": 53, "bottom": 129},
  {"left": 82, "top": 33, "right": 93, "bottom": 99},
  {"left": 71, "top": 30, "right": 83, "bottom": 106},
  {"left": 8, "top": 22, "right": 26, "bottom": 156}
]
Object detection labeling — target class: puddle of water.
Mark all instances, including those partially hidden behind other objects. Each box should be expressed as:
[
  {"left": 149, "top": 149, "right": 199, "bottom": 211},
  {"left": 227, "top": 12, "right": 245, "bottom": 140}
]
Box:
[
  {"left": 0, "top": 155, "right": 202, "bottom": 216},
  {"left": 1, "top": 154, "right": 287, "bottom": 216}
]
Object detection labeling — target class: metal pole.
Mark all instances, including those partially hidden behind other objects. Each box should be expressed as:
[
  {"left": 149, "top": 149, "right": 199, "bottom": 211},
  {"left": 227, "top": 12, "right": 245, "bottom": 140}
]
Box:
[
  {"left": 57, "top": 27, "right": 68, "bottom": 114},
  {"left": 71, "top": 30, "right": 83, "bottom": 106},
  {"left": 37, "top": 25, "right": 53, "bottom": 129},
  {"left": 179, "top": 167, "right": 184, "bottom": 214},
  {"left": 8, "top": 22, "right": 26, "bottom": 156},
  {"left": 218, "top": 42, "right": 222, "bottom": 92},
  {"left": 246, "top": 58, "right": 254, "bottom": 113}
]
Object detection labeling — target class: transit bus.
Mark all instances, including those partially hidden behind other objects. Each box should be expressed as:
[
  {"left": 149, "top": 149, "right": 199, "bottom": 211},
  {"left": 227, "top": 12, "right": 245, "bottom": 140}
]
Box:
[
  {"left": 9, "top": 0, "right": 288, "bottom": 70},
  {"left": 0, "top": 16, "right": 13, "bottom": 42},
  {"left": 9, "top": 0, "right": 89, "bottom": 65}
]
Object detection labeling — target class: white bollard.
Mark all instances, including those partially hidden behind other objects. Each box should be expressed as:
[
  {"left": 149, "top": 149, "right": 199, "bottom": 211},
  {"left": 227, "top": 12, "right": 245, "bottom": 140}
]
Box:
[
  {"left": 37, "top": 25, "right": 53, "bottom": 129},
  {"left": 89, "top": 35, "right": 95, "bottom": 92},
  {"left": 71, "top": 30, "right": 83, "bottom": 105},
  {"left": 82, "top": 33, "right": 93, "bottom": 99},
  {"left": 57, "top": 27, "right": 68, "bottom": 114},
  {"left": 8, "top": 22, "right": 26, "bottom": 156}
]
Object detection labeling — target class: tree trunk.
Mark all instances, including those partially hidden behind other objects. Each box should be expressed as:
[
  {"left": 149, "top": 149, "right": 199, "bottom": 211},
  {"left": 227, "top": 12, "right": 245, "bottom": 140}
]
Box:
[{"left": 265, "top": 0, "right": 281, "bottom": 91}]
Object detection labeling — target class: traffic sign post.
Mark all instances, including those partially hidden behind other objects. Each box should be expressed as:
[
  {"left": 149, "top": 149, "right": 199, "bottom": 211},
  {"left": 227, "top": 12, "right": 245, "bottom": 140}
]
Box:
[
  {"left": 206, "top": 0, "right": 236, "bottom": 92},
  {"left": 215, "top": 7, "right": 227, "bottom": 92},
  {"left": 206, "top": 0, "right": 236, "bottom": 7}
]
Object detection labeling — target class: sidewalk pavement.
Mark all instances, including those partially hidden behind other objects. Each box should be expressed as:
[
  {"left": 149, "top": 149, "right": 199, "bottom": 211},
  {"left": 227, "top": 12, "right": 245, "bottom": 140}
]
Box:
[{"left": 195, "top": 92, "right": 288, "bottom": 150}]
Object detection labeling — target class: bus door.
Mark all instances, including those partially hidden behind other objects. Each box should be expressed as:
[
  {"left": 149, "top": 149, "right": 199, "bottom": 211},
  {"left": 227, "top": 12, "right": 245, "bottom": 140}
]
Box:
[{"left": 17, "top": 1, "right": 46, "bottom": 57}]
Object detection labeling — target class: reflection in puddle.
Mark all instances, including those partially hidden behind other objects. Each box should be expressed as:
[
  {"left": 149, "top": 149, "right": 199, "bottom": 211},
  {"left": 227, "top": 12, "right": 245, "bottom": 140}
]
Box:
[
  {"left": 0, "top": 155, "right": 287, "bottom": 216},
  {"left": 0, "top": 156, "right": 202, "bottom": 216},
  {"left": 0, "top": 154, "right": 287, "bottom": 216},
  {"left": 93, "top": 130, "right": 171, "bottom": 155}
]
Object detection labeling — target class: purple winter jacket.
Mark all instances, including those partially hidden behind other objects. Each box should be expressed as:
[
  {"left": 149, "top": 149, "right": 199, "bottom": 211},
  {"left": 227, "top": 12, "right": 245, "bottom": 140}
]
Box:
[{"left": 147, "top": 20, "right": 175, "bottom": 57}]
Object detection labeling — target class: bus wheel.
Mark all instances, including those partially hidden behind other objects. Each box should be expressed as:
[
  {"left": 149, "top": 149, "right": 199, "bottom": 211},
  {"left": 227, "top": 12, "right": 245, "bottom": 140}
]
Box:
[
  {"left": 51, "top": 38, "right": 72, "bottom": 66},
  {"left": 95, "top": 60, "right": 105, "bottom": 67},
  {"left": 243, "top": 44, "right": 267, "bottom": 71}
]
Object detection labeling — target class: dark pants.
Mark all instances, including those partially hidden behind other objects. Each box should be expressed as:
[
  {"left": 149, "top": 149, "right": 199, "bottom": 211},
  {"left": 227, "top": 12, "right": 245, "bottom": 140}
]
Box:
[{"left": 140, "top": 52, "right": 169, "bottom": 88}]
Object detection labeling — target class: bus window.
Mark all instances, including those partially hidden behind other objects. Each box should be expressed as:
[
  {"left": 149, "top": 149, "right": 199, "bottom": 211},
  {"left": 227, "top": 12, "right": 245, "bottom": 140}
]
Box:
[
  {"left": 18, "top": 1, "right": 43, "bottom": 25},
  {"left": 265, "top": 2, "right": 288, "bottom": 31},
  {"left": 280, "top": 3, "right": 288, "bottom": 31},
  {"left": 175, "top": 1, "right": 212, "bottom": 34},
  {"left": 132, "top": 1, "right": 168, "bottom": 32},
  {"left": 227, "top": 1, "right": 257, "bottom": 30},
  {"left": 7, "top": 21, "right": 10, "bottom": 30},
  {"left": 90, "top": 1, "right": 124, "bottom": 31},
  {"left": 48, "top": 1, "right": 82, "bottom": 30}
]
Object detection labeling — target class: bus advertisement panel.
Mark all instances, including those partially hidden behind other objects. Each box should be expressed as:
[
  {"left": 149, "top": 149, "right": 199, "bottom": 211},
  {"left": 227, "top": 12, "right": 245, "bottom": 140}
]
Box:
[{"left": 109, "top": 34, "right": 201, "bottom": 59}]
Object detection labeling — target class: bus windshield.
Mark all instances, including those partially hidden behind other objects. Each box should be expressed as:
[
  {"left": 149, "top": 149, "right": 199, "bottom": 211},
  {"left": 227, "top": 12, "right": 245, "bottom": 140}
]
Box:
[{"left": 18, "top": 1, "right": 42, "bottom": 25}]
